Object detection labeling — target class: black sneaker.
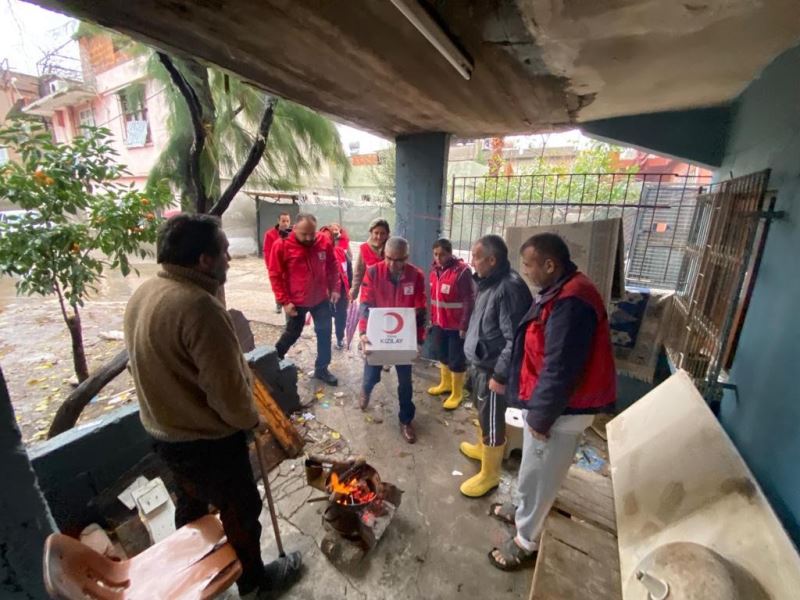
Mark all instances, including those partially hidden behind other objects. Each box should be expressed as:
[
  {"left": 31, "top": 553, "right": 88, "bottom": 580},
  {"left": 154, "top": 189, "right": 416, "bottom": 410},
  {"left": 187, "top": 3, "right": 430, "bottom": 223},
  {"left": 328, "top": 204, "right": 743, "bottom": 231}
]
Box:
[
  {"left": 314, "top": 368, "right": 338, "bottom": 386},
  {"left": 335, "top": 339, "right": 345, "bottom": 350},
  {"left": 248, "top": 552, "right": 303, "bottom": 599}
]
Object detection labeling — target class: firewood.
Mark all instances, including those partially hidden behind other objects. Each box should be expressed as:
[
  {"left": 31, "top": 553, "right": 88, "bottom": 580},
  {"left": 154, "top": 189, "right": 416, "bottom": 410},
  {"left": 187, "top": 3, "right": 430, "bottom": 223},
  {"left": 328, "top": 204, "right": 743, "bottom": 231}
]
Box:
[{"left": 250, "top": 374, "right": 303, "bottom": 457}]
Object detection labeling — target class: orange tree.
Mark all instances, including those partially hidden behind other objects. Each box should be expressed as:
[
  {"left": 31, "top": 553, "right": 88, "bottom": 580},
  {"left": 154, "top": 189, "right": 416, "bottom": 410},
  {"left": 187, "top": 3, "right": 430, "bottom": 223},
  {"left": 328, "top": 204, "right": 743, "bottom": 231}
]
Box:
[{"left": 0, "top": 120, "right": 170, "bottom": 382}]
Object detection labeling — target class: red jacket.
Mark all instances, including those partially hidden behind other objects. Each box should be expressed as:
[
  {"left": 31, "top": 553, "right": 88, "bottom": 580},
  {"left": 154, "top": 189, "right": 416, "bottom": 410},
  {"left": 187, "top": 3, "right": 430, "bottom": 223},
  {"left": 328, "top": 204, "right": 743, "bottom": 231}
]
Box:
[
  {"left": 337, "top": 229, "right": 350, "bottom": 253},
  {"left": 358, "top": 262, "right": 427, "bottom": 342},
  {"left": 333, "top": 245, "right": 350, "bottom": 295},
  {"left": 263, "top": 227, "right": 281, "bottom": 270},
  {"left": 268, "top": 232, "right": 339, "bottom": 307},
  {"left": 430, "top": 257, "right": 475, "bottom": 331},
  {"left": 263, "top": 225, "right": 291, "bottom": 271},
  {"left": 518, "top": 272, "right": 616, "bottom": 413}
]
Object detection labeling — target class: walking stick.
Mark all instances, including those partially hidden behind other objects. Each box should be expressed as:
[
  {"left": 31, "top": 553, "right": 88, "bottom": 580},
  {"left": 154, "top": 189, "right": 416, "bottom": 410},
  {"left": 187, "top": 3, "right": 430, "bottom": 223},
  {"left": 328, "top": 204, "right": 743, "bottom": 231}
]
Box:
[{"left": 255, "top": 432, "right": 286, "bottom": 557}]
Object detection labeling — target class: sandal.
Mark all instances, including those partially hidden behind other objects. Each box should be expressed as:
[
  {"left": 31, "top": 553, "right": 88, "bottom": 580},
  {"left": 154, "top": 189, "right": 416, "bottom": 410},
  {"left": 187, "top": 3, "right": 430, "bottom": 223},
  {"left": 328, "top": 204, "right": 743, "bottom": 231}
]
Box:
[
  {"left": 488, "top": 502, "right": 517, "bottom": 526},
  {"left": 488, "top": 537, "right": 537, "bottom": 572}
]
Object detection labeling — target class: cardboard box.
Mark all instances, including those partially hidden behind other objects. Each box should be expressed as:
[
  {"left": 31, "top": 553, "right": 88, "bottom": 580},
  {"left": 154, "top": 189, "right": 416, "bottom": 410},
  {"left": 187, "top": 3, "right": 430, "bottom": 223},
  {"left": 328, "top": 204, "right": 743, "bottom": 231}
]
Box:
[{"left": 366, "top": 307, "right": 418, "bottom": 366}]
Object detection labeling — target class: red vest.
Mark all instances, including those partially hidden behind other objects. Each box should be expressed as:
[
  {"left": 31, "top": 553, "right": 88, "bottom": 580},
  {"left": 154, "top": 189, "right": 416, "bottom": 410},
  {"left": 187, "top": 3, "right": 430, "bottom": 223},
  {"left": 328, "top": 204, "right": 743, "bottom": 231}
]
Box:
[
  {"left": 519, "top": 273, "right": 616, "bottom": 410},
  {"left": 430, "top": 259, "right": 470, "bottom": 330},
  {"left": 359, "top": 242, "right": 383, "bottom": 268},
  {"left": 333, "top": 246, "right": 350, "bottom": 295}
]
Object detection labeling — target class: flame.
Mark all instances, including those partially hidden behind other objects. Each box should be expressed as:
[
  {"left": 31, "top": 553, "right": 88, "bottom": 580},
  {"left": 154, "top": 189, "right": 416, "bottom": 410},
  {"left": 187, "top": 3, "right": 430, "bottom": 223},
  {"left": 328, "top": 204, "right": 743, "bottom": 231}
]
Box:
[
  {"left": 329, "top": 472, "right": 377, "bottom": 505},
  {"left": 330, "top": 472, "right": 358, "bottom": 495}
]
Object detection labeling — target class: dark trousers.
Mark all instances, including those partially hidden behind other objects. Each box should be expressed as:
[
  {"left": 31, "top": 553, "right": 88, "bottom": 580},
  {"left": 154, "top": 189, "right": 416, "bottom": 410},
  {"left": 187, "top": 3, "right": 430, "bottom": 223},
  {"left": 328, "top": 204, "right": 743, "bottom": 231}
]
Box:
[
  {"left": 332, "top": 294, "right": 348, "bottom": 344},
  {"left": 472, "top": 366, "right": 507, "bottom": 446},
  {"left": 363, "top": 362, "right": 415, "bottom": 424},
  {"left": 152, "top": 431, "right": 264, "bottom": 595},
  {"left": 275, "top": 299, "right": 332, "bottom": 371},
  {"left": 429, "top": 326, "right": 467, "bottom": 372}
]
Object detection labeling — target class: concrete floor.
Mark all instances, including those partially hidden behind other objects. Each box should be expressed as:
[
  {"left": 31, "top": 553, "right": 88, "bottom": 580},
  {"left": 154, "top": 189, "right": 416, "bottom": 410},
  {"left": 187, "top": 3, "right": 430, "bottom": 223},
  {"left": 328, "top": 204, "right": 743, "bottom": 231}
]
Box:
[
  {"left": 244, "top": 335, "right": 532, "bottom": 600},
  {"left": 224, "top": 259, "right": 533, "bottom": 599}
]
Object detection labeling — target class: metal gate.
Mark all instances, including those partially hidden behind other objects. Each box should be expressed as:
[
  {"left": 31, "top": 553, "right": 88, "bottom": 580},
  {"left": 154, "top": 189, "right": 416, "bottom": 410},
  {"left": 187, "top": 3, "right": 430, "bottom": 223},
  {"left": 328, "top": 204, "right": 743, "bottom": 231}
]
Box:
[
  {"left": 664, "top": 169, "right": 773, "bottom": 402},
  {"left": 445, "top": 172, "right": 710, "bottom": 289}
]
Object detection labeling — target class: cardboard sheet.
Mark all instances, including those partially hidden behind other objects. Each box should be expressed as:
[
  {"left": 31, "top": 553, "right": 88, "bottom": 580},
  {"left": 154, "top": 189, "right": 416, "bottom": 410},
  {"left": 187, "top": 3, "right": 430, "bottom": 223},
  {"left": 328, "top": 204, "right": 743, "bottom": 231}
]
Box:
[{"left": 506, "top": 217, "right": 625, "bottom": 305}]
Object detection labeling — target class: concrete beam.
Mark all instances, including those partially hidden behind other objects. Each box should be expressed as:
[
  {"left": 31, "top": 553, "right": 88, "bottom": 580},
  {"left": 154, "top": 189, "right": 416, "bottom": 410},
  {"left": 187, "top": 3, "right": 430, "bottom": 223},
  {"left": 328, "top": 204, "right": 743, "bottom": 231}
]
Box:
[
  {"left": 0, "top": 367, "right": 56, "bottom": 600},
  {"left": 394, "top": 132, "right": 450, "bottom": 273},
  {"left": 581, "top": 106, "right": 733, "bottom": 168}
]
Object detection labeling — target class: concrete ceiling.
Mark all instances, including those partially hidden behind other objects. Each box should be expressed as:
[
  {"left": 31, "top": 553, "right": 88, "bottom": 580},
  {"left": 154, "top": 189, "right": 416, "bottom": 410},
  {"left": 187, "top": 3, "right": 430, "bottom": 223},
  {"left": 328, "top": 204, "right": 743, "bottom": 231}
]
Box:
[{"left": 28, "top": 0, "right": 800, "bottom": 139}]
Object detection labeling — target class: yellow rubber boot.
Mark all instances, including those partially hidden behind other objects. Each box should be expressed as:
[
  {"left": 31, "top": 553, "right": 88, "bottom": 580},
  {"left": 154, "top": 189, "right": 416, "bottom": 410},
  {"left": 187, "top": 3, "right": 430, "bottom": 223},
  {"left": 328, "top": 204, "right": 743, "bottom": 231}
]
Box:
[
  {"left": 427, "top": 364, "right": 451, "bottom": 395},
  {"left": 442, "top": 371, "right": 465, "bottom": 410},
  {"left": 459, "top": 426, "right": 483, "bottom": 461},
  {"left": 460, "top": 443, "right": 506, "bottom": 498}
]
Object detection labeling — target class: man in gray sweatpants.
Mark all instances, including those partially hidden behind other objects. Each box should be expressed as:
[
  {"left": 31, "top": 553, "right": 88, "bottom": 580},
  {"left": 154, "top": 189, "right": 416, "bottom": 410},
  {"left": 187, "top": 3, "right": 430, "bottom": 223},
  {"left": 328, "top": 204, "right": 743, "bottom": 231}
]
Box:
[{"left": 490, "top": 233, "right": 616, "bottom": 570}]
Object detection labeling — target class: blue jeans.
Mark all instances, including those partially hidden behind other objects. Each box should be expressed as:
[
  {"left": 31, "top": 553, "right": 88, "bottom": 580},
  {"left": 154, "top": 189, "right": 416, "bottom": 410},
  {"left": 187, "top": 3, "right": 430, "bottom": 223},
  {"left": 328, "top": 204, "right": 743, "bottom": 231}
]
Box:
[
  {"left": 362, "top": 362, "right": 415, "bottom": 424},
  {"left": 275, "top": 300, "right": 332, "bottom": 372},
  {"left": 332, "top": 294, "right": 348, "bottom": 344}
]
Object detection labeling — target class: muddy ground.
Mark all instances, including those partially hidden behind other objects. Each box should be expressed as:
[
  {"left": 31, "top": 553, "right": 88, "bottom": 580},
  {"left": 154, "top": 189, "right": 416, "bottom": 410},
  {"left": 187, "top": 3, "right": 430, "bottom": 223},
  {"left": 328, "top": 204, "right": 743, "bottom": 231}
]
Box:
[{"left": 0, "top": 257, "right": 291, "bottom": 444}]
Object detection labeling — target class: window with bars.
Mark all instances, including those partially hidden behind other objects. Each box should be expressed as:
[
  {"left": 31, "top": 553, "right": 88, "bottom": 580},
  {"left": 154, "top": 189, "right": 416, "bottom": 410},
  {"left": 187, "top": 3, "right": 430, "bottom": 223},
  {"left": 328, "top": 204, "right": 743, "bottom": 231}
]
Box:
[
  {"left": 118, "top": 84, "right": 150, "bottom": 147},
  {"left": 664, "top": 169, "right": 773, "bottom": 402}
]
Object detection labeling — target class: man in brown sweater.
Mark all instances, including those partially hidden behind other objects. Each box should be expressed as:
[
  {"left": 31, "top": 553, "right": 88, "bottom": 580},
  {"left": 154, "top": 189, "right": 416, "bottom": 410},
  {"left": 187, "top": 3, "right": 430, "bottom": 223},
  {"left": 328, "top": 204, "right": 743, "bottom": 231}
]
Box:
[{"left": 124, "top": 214, "right": 301, "bottom": 599}]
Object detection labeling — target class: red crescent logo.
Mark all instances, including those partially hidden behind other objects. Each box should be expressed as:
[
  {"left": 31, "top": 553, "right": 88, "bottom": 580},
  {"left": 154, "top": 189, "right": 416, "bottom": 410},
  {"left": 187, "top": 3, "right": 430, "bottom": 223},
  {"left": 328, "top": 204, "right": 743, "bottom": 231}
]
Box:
[{"left": 383, "top": 311, "right": 404, "bottom": 334}]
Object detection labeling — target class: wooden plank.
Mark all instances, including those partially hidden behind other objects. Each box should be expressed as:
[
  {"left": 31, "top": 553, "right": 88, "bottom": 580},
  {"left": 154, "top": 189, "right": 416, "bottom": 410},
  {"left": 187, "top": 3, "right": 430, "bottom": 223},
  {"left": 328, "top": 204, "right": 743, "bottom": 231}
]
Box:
[
  {"left": 251, "top": 375, "right": 304, "bottom": 457},
  {"left": 530, "top": 513, "right": 621, "bottom": 600},
  {"left": 554, "top": 466, "right": 616, "bottom": 533},
  {"left": 248, "top": 430, "right": 286, "bottom": 478}
]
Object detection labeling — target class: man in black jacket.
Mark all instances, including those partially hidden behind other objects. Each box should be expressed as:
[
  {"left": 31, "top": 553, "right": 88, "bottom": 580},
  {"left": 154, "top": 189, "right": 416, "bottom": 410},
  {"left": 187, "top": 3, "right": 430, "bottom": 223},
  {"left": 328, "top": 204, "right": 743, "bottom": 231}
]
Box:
[{"left": 460, "top": 234, "right": 532, "bottom": 497}]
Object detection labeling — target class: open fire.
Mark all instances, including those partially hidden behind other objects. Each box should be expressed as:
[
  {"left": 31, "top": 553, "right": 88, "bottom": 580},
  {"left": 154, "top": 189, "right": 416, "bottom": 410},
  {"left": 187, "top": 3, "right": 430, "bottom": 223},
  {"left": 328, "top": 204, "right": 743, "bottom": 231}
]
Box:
[
  {"left": 329, "top": 472, "right": 377, "bottom": 506},
  {"left": 305, "top": 457, "right": 402, "bottom": 565}
]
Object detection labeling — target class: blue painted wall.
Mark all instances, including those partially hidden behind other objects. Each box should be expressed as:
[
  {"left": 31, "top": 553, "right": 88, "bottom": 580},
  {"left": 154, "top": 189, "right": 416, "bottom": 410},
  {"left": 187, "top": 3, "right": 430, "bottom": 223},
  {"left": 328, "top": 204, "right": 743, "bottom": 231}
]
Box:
[
  {"left": 716, "top": 43, "right": 800, "bottom": 545},
  {"left": 395, "top": 132, "right": 449, "bottom": 272},
  {"left": 579, "top": 43, "right": 800, "bottom": 546},
  {"left": 582, "top": 106, "right": 732, "bottom": 168},
  {"left": 29, "top": 404, "right": 152, "bottom": 536}
]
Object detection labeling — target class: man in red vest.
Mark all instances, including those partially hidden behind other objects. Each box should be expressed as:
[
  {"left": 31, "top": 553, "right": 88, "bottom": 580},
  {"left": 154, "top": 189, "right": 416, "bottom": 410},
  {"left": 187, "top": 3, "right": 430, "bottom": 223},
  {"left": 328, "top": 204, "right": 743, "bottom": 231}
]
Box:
[
  {"left": 268, "top": 213, "right": 340, "bottom": 386},
  {"left": 427, "top": 238, "right": 476, "bottom": 410},
  {"left": 358, "top": 236, "right": 426, "bottom": 444},
  {"left": 263, "top": 211, "right": 292, "bottom": 314},
  {"left": 488, "top": 233, "right": 615, "bottom": 571}
]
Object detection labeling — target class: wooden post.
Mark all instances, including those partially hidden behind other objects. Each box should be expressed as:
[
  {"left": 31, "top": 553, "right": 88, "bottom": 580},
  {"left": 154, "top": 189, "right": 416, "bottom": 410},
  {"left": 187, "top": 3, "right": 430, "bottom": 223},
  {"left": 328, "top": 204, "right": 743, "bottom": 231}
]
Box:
[{"left": 250, "top": 374, "right": 303, "bottom": 457}]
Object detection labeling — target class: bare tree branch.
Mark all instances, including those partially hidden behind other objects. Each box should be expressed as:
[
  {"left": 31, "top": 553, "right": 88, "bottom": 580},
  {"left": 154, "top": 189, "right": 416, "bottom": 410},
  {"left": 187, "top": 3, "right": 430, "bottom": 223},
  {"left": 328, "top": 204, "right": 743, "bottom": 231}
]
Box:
[
  {"left": 210, "top": 96, "right": 278, "bottom": 217},
  {"left": 47, "top": 349, "right": 129, "bottom": 438},
  {"left": 157, "top": 52, "right": 209, "bottom": 213}
]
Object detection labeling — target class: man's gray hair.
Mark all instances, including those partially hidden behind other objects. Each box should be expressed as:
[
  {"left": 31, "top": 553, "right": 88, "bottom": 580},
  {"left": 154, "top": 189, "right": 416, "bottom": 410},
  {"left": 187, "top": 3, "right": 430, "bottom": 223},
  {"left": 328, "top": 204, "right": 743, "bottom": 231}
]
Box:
[
  {"left": 476, "top": 234, "right": 508, "bottom": 264},
  {"left": 385, "top": 236, "right": 409, "bottom": 255},
  {"left": 295, "top": 212, "right": 317, "bottom": 225}
]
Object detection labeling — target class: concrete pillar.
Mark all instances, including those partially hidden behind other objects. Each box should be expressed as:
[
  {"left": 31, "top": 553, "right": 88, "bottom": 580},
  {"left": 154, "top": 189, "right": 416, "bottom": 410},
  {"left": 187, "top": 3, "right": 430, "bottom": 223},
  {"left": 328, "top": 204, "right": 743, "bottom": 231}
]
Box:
[
  {"left": 394, "top": 132, "right": 450, "bottom": 271},
  {"left": 0, "top": 367, "right": 56, "bottom": 599}
]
